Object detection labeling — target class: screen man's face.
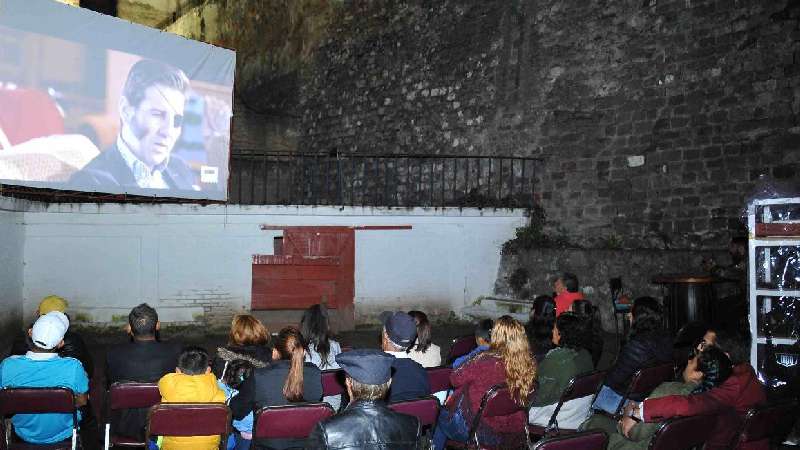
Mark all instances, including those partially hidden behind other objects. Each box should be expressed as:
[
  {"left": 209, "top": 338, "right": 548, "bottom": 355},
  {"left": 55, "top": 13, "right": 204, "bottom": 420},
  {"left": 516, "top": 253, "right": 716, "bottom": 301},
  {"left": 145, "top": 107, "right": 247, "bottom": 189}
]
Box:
[{"left": 126, "top": 84, "right": 185, "bottom": 169}]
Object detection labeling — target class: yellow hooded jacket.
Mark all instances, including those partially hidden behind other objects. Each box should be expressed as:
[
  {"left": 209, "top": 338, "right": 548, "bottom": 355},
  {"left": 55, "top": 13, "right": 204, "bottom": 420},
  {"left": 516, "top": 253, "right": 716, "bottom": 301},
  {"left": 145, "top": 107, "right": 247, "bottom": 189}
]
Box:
[{"left": 157, "top": 372, "right": 227, "bottom": 450}]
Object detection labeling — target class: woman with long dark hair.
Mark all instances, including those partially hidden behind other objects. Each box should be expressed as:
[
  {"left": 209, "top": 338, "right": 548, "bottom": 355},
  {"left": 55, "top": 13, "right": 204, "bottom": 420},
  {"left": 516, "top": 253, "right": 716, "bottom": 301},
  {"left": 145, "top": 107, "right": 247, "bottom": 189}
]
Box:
[
  {"left": 407, "top": 310, "right": 442, "bottom": 367},
  {"left": 570, "top": 299, "right": 604, "bottom": 367},
  {"left": 229, "top": 326, "right": 322, "bottom": 450},
  {"left": 300, "top": 304, "right": 342, "bottom": 370},
  {"left": 591, "top": 297, "right": 672, "bottom": 414},
  {"left": 526, "top": 295, "right": 557, "bottom": 363}
]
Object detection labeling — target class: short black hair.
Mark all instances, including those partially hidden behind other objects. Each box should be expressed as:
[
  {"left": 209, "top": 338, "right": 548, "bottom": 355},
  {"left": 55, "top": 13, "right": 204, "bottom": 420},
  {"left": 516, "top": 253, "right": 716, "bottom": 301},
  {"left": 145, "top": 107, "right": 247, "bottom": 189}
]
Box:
[
  {"left": 555, "top": 313, "right": 585, "bottom": 350},
  {"left": 129, "top": 303, "right": 158, "bottom": 337},
  {"left": 714, "top": 329, "right": 751, "bottom": 365},
  {"left": 695, "top": 345, "right": 733, "bottom": 393},
  {"left": 475, "top": 319, "right": 493, "bottom": 342},
  {"left": 561, "top": 273, "right": 579, "bottom": 293},
  {"left": 177, "top": 346, "right": 210, "bottom": 375}
]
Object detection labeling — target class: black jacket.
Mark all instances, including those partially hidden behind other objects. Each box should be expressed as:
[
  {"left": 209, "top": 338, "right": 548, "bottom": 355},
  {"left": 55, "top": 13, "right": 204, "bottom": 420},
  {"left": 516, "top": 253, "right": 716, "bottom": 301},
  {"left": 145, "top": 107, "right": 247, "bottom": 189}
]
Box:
[
  {"left": 10, "top": 328, "right": 93, "bottom": 378},
  {"left": 211, "top": 344, "right": 272, "bottom": 379},
  {"left": 387, "top": 357, "right": 431, "bottom": 403},
  {"left": 306, "top": 400, "right": 421, "bottom": 450},
  {"left": 605, "top": 332, "right": 673, "bottom": 395}
]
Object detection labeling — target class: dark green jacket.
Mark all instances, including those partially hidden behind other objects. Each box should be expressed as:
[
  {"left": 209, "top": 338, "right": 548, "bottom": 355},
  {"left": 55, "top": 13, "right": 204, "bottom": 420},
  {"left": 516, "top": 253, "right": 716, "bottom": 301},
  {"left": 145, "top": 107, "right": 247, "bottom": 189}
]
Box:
[{"left": 533, "top": 347, "right": 594, "bottom": 407}]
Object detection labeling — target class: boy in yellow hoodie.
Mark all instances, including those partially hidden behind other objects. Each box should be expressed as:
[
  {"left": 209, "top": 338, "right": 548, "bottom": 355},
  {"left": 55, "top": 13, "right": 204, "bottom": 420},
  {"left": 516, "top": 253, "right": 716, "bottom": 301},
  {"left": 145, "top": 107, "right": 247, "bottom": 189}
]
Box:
[{"left": 158, "top": 346, "right": 226, "bottom": 450}]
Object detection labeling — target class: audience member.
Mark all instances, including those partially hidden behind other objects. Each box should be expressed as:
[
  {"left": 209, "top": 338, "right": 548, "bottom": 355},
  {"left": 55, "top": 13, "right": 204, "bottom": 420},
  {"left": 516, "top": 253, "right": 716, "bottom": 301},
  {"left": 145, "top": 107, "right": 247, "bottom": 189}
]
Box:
[
  {"left": 217, "top": 359, "right": 254, "bottom": 450},
  {"left": 636, "top": 329, "right": 766, "bottom": 450},
  {"left": 433, "top": 315, "right": 536, "bottom": 450},
  {"left": 554, "top": 272, "right": 584, "bottom": 316},
  {"left": 158, "top": 346, "right": 226, "bottom": 450},
  {"left": 453, "top": 318, "right": 493, "bottom": 368},
  {"left": 105, "top": 303, "right": 181, "bottom": 440},
  {"left": 591, "top": 297, "right": 672, "bottom": 414},
  {"left": 211, "top": 314, "right": 271, "bottom": 379},
  {"left": 230, "top": 326, "right": 322, "bottom": 450},
  {"left": 380, "top": 312, "right": 431, "bottom": 402},
  {"left": 0, "top": 311, "right": 89, "bottom": 445},
  {"left": 10, "top": 295, "right": 93, "bottom": 378},
  {"left": 525, "top": 295, "right": 556, "bottom": 363},
  {"left": 301, "top": 304, "right": 343, "bottom": 411},
  {"left": 406, "top": 310, "right": 442, "bottom": 368},
  {"left": 529, "top": 313, "right": 594, "bottom": 430},
  {"left": 587, "top": 346, "right": 733, "bottom": 450},
  {"left": 307, "top": 349, "right": 422, "bottom": 449},
  {"left": 570, "top": 299, "right": 604, "bottom": 367}
]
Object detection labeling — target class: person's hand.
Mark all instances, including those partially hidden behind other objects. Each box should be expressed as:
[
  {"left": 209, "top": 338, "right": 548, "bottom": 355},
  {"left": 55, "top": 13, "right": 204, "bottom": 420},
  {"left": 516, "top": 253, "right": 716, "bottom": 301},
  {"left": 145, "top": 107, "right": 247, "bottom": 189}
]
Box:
[
  {"left": 622, "top": 401, "right": 637, "bottom": 417},
  {"left": 683, "top": 356, "right": 702, "bottom": 384},
  {"left": 620, "top": 415, "right": 638, "bottom": 438}
]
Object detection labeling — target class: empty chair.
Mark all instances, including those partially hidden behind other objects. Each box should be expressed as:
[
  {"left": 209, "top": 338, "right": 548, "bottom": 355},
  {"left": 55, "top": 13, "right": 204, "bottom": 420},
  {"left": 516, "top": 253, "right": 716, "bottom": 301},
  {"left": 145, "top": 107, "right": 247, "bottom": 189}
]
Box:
[
  {"left": 648, "top": 414, "right": 715, "bottom": 450},
  {"left": 0, "top": 387, "right": 78, "bottom": 450},
  {"left": 529, "top": 370, "right": 606, "bottom": 437},
  {"left": 145, "top": 403, "right": 231, "bottom": 450},
  {"left": 426, "top": 366, "right": 453, "bottom": 394},
  {"left": 253, "top": 403, "right": 334, "bottom": 440},
  {"left": 321, "top": 369, "right": 346, "bottom": 397},
  {"left": 103, "top": 382, "right": 161, "bottom": 449},
  {"left": 446, "top": 335, "right": 477, "bottom": 364},
  {"left": 446, "top": 383, "right": 528, "bottom": 449},
  {"left": 731, "top": 400, "right": 798, "bottom": 449},
  {"left": 531, "top": 430, "right": 608, "bottom": 450},
  {"left": 388, "top": 396, "right": 440, "bottom": 428}
]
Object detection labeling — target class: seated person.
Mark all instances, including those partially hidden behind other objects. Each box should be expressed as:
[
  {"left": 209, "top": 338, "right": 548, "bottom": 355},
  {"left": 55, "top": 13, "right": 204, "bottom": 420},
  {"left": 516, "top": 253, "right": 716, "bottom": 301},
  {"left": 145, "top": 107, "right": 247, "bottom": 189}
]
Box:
[
  {"left": 554, "top": 272, "right": 584, "bottom": 316},
  {"left": 526, "top": 296, "right": 556, "bottom": 363},
  {"left": 636, "top": 329, "right": 766, "bottom": 450},
  {"left": 453, "top": 318, "right": 493, "bottom": 368},
  {"left": 529, "top": 313, "right": 594, "bottom": 430},
  {"left": 380, "top": 312, "right": 431, "bottom": 402},
  {"left": 216, "top": 360, "right": 254, "bottom": 450},
  {"left": 570, "top": 299, "right": 604, "bottom": 367},
  {"left": 307, "top": 349, "right": 422, "bottom": 449},
  {"left": 582, "top": 345, "right": 732, "bottom": 450},
  {"left": 105, "top": 303, "right": 182, "bottom": 440},
  {"left": 592, "top": 297, "right": 672, "bottom": 415},
  {"left": 0, "top": 311, "right": 89, "bottom": 445},
  {"left": 158, "top": 346, "right": 226, "bottom": 450},
  {"left": 230, "top": 326, "right": 322, "bottom": 450},
  {"left": 407, "top": 310, "right": 442, "bottom": 368}
]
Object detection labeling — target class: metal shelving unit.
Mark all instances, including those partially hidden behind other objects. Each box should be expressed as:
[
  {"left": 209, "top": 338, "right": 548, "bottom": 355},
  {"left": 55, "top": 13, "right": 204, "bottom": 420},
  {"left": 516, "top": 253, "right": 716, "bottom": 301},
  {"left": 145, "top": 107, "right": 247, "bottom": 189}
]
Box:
[{"left": 747, "top": 197, "right": 800, "bottom": 369}]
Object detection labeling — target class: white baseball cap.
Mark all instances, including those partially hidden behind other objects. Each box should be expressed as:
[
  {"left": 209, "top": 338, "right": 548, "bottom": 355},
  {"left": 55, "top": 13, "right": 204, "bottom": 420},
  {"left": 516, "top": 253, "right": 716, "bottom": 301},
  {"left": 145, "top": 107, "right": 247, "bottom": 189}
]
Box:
[{"left": 31, "top": 311, "right": 69, "bottom": 350}]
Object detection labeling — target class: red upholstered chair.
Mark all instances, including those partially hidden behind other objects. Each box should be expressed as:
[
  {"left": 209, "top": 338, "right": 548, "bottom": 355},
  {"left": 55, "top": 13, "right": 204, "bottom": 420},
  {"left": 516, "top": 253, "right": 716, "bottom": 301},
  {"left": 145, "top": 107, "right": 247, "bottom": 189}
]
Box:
[
  {"left": 647, "top": 414, "right": 715, "bottom": 450},
  {"left": 446, "top": 336, "right": 477, "bottom": 364},
  {"left": 145, "top": 403, "right": 231, "bottom": 450},
  {"left": 731, "top": 400, "right": 798, "bottom": 448},
  {"left": 427, "top": 366, "right": 453, "bottom": 394},
  {"left": 531, "top": 430, "right": 608, "bottom": 450},
  {"left": 446, "top": 383, "right": 528, "bottom": 449},
  {"left": 528, "top": 370, "right": 606, "bottom": 438},
  {"left": 321, "top": 369, "right": 346, "bottom": 397},
  {"left": 0, "top": 387, "right": 78, "bottom": 450},
  {"left": 253, "top": 403, "right": 334, "bottom": 440},
  {"left": 594, "top": 362, "right": 675, "bottom": 419},
  {"left": 102, "top": 382, "right": 161, "bottom": 449},
  {"left": 388, "top": 396, "right": 440, "bottom": 428}
]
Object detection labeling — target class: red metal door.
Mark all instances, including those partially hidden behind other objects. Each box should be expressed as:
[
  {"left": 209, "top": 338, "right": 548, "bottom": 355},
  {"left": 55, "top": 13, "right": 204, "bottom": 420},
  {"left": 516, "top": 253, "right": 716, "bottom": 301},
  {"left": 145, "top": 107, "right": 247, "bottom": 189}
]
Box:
[{"left": 252, "top": 227, "right": 354, "bottom": 311}]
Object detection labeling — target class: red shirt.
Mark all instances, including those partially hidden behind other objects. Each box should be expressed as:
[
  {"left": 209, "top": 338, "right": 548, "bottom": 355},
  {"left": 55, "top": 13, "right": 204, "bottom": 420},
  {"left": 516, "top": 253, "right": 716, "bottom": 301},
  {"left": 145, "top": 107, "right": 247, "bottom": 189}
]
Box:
[{"left": 554, "top": 291, "right": 584, "bottom": 316}]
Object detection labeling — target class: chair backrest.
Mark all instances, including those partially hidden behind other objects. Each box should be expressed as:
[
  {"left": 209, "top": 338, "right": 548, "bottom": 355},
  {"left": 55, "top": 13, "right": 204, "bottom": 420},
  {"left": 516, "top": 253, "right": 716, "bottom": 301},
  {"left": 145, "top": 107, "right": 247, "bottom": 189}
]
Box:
[
  {"left": 547, "top": 371, "right": 606, "bottom": 431},
  {"left": 108, "top": 382, "right": 161, "bottom": 410},
  {"left": 253, "top": 403, "right": 334, "bottom": 440},
  {"left": 736, "top": 400, "right": 798, "bottom": 445},
  {"left": 146, "top": 403, "right": 231, "bottom": 442},
  {"left": 426, "top": 366, "right": 453, "bottom": 393},
  {"left": 0, "top": 387, "right": 76, "bottom": 416},
  {"left": 648, "top": 414, "right": 715, "bottom": 450},
  {"left": 467, "top": 383, "right": 527, "bottom": 446},
  {"left": 321, "top": 369, "right": 346, "bottom": 397},
  {"left": 447, "top": 335, "right": 477, "bottom": 363},
  {"left": 626, "top": 362, "right": 675, "bottom": 403},
  {"left": 388, "top": 396, "right": 440, "bottom": 427},
  {"left": 532, "top": 430, "right": 608, "bottom": 450}
]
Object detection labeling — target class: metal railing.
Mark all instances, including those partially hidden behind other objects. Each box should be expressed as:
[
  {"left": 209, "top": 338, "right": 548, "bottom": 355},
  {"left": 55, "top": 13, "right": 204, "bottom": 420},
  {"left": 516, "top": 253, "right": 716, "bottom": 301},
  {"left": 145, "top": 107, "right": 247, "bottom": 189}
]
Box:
[{"left": 228, "top": 152, "right": 540, "bottom": 208}]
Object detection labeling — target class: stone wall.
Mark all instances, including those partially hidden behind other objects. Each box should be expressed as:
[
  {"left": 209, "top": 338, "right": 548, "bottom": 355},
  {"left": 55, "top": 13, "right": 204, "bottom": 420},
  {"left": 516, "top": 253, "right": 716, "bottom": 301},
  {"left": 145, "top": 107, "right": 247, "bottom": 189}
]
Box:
[
  {"left": 298, "top": 0, "right": 800, "bottom": 249},
  {"left": 495, "top": 247, "right": 730, "bottom": 332}
]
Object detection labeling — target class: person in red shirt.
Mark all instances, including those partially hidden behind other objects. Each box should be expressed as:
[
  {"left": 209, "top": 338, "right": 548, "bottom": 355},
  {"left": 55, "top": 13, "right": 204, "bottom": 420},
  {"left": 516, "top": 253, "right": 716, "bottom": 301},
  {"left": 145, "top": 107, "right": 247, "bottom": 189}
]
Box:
[
  {"left": 632, "top": 330, "right": 767, "bottom": 450},
  {"left": 554, "top": 272, "right": 584, "bottom": 316}
]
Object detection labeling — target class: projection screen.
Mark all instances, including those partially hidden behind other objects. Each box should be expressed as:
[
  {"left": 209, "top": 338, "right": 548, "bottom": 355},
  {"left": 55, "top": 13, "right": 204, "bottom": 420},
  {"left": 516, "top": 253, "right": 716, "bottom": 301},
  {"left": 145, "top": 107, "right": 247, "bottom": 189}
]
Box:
[{"left": 0, "top": 0, "right": 235, "bottom": 200}]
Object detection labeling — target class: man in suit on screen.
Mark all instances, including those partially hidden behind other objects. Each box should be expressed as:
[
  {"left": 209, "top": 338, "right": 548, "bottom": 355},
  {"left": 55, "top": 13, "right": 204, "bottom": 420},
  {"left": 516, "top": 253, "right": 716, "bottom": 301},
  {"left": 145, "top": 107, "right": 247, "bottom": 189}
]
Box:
[{"left": 70, "top": 59, "right": 197, "bottom": 191}]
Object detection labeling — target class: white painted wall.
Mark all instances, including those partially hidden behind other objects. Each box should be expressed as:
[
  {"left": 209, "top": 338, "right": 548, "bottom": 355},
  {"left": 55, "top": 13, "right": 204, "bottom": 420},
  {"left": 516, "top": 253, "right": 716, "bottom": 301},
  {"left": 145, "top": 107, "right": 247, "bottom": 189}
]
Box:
[
  {"left": 20, "top": 203, "right": 526, "bottom": 325},
  {"left": 0, "top": 197, "right": 25, "bottom": 349}
]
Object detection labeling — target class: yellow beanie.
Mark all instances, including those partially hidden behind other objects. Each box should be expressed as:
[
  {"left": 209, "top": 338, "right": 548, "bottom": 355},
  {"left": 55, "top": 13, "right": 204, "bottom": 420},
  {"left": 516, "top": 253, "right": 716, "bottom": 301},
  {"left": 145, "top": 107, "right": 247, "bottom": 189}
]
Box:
[{"left": 38, "top": 295, "right": 68, "bottom": 315}]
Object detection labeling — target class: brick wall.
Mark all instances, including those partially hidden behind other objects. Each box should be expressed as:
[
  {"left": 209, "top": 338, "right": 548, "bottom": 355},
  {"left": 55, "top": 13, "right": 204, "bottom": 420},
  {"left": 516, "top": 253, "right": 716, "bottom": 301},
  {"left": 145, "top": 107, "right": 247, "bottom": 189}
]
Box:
[{"left": 298, "top": 0, "right": 800, "bottom": 249}]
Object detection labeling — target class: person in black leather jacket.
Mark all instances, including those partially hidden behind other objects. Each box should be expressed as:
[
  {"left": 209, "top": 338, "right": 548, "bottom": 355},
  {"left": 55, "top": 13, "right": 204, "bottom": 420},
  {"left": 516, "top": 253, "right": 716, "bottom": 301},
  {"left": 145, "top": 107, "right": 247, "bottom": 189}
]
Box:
[
  {"left": 591, "top": 296, "right": 673, "bottom": 414},
  {"left": 307, "top": 349, "right": 421, "bottom": 450}
]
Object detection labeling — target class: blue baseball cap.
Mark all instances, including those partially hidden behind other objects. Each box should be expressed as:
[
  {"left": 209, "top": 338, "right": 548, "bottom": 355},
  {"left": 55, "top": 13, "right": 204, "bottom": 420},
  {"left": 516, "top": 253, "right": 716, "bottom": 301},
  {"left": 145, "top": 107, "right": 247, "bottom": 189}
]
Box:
[
  {"left": 336, "top": 349, "right": 395, "bottom": 384},
  {"left": 382, "top": 311, "right": 417, "bottom": 348}
]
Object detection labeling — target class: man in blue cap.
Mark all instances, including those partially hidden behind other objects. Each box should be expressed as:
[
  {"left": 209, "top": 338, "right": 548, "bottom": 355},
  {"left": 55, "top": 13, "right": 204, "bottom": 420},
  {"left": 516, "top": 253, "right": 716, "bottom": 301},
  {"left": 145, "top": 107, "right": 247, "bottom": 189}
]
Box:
[
  {"left": 307, "top": 349, "right": 422, "bottom": 449},
  {"left": 380, "top": 311, "right": 431, "bottom": 402}
]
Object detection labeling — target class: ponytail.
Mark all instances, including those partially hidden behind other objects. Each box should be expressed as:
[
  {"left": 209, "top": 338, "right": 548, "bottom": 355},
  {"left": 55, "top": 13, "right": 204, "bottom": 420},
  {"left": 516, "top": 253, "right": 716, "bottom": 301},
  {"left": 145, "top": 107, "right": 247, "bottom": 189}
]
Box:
[{"left": 276, "top": 327, "right": 306, "bottom": 402}]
